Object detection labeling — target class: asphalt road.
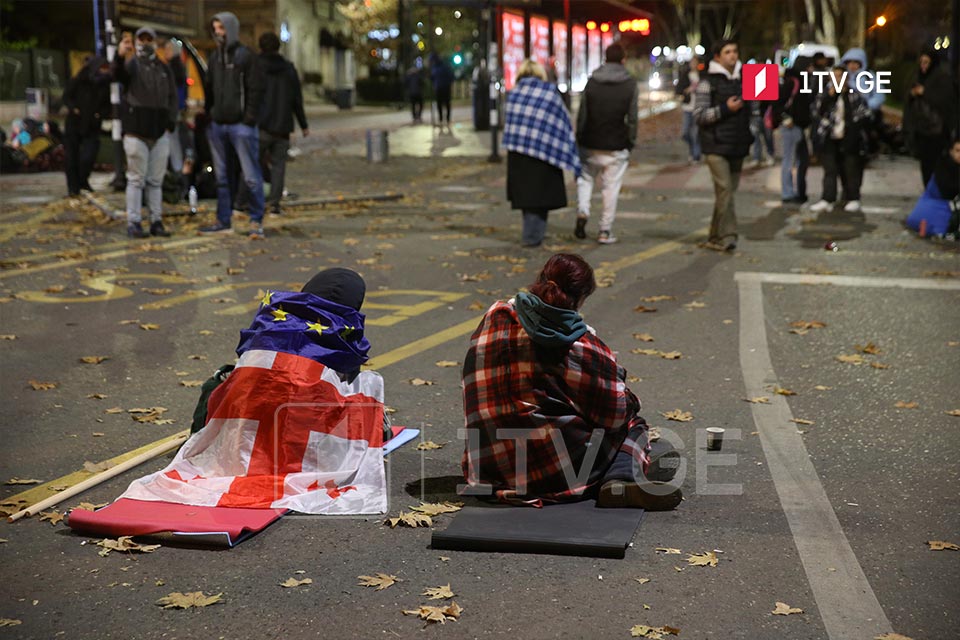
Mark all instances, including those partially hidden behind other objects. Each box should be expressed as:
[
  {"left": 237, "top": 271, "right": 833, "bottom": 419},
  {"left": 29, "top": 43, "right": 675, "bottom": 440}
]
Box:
[{"left": 0, "top": 108, "right": 958, "bottom": 640}]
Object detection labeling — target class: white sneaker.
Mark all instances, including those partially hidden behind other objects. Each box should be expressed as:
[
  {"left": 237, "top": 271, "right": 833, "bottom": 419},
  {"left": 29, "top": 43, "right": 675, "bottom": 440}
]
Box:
[
  {"left": 809, "top": 200, "right": 832, "bottom": 213},
  {"left": 843, "top": 200, "right": 861, "bottom": 213},
  {"left": 597, "top": 230, "right": 618, "bottom": 244}
]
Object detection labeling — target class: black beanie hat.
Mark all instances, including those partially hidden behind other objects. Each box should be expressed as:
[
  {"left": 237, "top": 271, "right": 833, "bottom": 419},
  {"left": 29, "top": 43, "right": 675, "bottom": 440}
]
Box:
[{"left": 301, "top": 268, "right": 366, "bottom": 311}]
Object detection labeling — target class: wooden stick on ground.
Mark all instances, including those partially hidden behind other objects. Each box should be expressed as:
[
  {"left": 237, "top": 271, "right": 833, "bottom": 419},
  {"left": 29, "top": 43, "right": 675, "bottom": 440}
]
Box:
[{"left": 7, "top": 430, "right": 189, "bottom": 523}]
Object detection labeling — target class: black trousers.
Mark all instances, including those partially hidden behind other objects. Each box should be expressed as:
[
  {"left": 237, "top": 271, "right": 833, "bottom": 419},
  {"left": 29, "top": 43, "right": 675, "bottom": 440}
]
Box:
[
  {"left": 820, "top": 138, "right": 864, "bottom": 203},
  {"left": 64, "top": 131, "right": 100, "bottom": 195},
  {"left": 435, "top": 87, "right": 451, "bottom": 123},
  {"left": 410, "top": 95, "right": 423, "bottom": 121},
  {"left": 916, "top": 134, "right": 948, "bottom": 189}
]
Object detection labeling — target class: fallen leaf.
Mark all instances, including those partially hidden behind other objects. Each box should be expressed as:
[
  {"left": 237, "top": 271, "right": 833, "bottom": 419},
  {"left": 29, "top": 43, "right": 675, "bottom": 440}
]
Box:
[
  {"left": 743, "top": 396, "right": 771, "bottom": 404},
  {"left": 402, "top": 601, "right": 462, "bottom": 624},
  {"left": 0, "top": 619, "right": 22, "bottom": 627},
  {"left": 790, "top": 320, "right": 826, "bottom": 330},
  {"left": 631, "top": 348, "right": 660, "bottom": 356},
  {"left": 0, "top": 335, "right": 16, "bottom": 340},
  {"left": 179, "top": 380, "right": 204, "bottom": 388},
  {"left": 633, "top": 305, "right": 658, "bottom": 313},
  {"left": 280, "top": 577, "right": 313, "bottom": 588},
  {"left": 416, "top": 441, "right": 444, "bottom": 451},
  {"left": 5, "top": 477, "right": 42, "bottom": 485},
  {"left": 686, "top": 551, "right": 718, "bottom": 567},
  {"left": 226, "top": 268, "right": 244, "bottom": 276},
  {"left": 422, "top": 584, "right": 455, "bottom": 600},
  {"left": 927, "top": 540, "right": 960, "bottom": 551},
  {"left": 96, "top": 536, "right": 161, "bottom": 556},
  {"left": 640, "top": 295, "right": 675, "bottom": 302},
  {"left": 773, "top": 386, "right": 796, "bottom": 396},
  {"left": 156, "top": 580, "right": 165, "bottom": 586},
  {"left": 72, "top": 502, "right": 107, "bottom": 512},
  {"left": 29, "top": 380, "right": 57, "bottom": 391},
  {"left": 632, "top": 333, "right": 654, "bottom": 342},
  {"left": 660, "top": 410, "right": 693, "bottom": 422},
  {"left": 142, "top": 288, "right": 173, "bottom": 295},
  {"left": 683, "top": 301, "right": 706, "bottom": 309},
  {"left": 434, "top": 360, "right": 459, "bottom": 368},
  {"left": 199, "top": 330, "right": 214, "bottom": 336},
  {"left": 946, "top": 410, "right": 960, "bottom": 417},
  {"left": 119, "top": 319, "right": 140, "bottom": 325},
  {"left": 155, "top": 591, "right": 223, "bottom": 609},
  {"left": 630, "top": 624, "right": 680, "bottom": 638},
  {"left": 869, "top": 362, "right": 890, "bottom": 370},
  {"left": 467, "top": 300, "right": 486, "bottom": 311},
  {"left": 358, "top": 573, "right": 399, "bottom": 590},
  {"left": 409, "top": 378, "right": 434, "bottom": 386},
  {"left": 874, "top": 634, "right": 914, "bottom": 640},
  {"left": 409, "top": 501, "right": 463, "bottom": 516},
  {"left": 87, "top": 393, "right": 108, "bottom": 399},
  {"left": 894, "top": 401, "right": 918, "bottom": 409},
  {"left": 439, "top": 556, "right": 451, "bottom": 562},
  {"left": 790, "top": 418, "right": 815, "bottom": 425},
  {"left": 835, "top": 353, "right": 865, "bottom": 365},
  {"left": 814, "top": 385, "right": 832, "bottom": 391},
  {"left": 855, "top": 341, "right": 881, "bottom": 355},
  {"left": 39, "top": 511, "right": 66, "bottom": 525},
  {"left": 772, "top": 602, "right": 803, "bottom": 616},
  {"left": 104, "top": 407, "right": 124, "bottom": 414},
  {"left": 84, "top": 460, "right": 115, "bottom": 473},
  {"left": 139, "top": 323, "right": 160, "bottom": 331},
  {"left": 655, "top": 547, "right": 682, "bottom": 555},
  {"left": 188, "top": 354, "right": 207, "bottom": 360},
  {"left": 385, "top": 511, "right": 433, "bottom": 528},
  {"left": 660, "top": 351, "right": 682, "bottom": 360},
  {"left": 635, "top": 577, "right": 651, "bottom": 584},
  {"left": 0, "top": 538, "right": 7, "bottom": 543},
  {"left": 44, "top": 284, "right": 65, "bottom": 293}
]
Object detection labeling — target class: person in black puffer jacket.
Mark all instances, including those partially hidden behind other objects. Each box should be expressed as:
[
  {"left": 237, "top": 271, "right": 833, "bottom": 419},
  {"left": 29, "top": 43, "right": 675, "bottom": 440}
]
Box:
[
  {"left": 694, "top": 39, "right": 753, "bottom": 251},
  {"left": 63, "top": 55, "right": 111, "bottom": 196}
]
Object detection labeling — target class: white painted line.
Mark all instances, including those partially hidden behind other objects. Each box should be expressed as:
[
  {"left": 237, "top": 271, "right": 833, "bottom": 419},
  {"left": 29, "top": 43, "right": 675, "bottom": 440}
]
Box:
[
  {"left": 738, "top": 277, "right": 892, "bottom": 640},
  {"left": 735, "top": 271, "right": 960, "bottom": 290}
]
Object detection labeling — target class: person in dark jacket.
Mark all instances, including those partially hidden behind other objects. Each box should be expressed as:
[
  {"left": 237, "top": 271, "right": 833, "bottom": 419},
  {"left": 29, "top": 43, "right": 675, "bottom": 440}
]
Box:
[
  {"left": 575, "top": 43, "right": 638, "bottom": 245},
  {"left": 199, "top": 11, "right": 267, "bottom": 239},
  {"left": 62, "top": 55, "right": 110, "bottom": 196},
  {"left": 113, "top": 27, "right": 178, "bottom": 238},
  {"left": 775, "top": 56, "right": 814, "bottom": 204},
  {"left": 675, "top": 59, "right": 701, "bottom": 164},
  {"left": 693, "top": 39, "right": 753, "bottom": 251},
  {"left": 255, "top": 31, "right": 309, "bottom": 216},
  {"left": 430, "top": 53, "right": 454, "bottom": 126},
  {"left": 809, "top": 66, "right": 873, "bottom": 214},
  {"left": 904, "top": 49, "right": 957, "bottom": 188},
  {"left": 405, "top": 66, "right": 424, "bottom": 123},
  {"left": 160, "top": 38, "right": 188, "bottom": 177}
]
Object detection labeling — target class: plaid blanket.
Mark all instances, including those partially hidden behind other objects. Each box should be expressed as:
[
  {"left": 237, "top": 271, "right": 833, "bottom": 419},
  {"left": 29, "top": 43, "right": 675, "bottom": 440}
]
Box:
[
  {"left": 502, "top": 77, "right": 581, "bottom": 177},
  {"left": 461, "top": 301, "right": 646, "bottom": 506}
]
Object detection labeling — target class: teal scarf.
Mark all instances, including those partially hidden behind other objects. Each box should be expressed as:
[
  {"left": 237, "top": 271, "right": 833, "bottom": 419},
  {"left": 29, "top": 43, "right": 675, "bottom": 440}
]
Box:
[{"left": 514, "top": 292, "right": 587, "bottom": 347}]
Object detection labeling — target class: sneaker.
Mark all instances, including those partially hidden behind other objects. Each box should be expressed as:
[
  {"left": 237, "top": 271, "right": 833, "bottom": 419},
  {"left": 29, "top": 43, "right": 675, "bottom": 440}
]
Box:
[
  {"left": 596, "top": 479, "right": 683, "bottom": 511},
  {"left": 843, "top": 200, "right": 861, "bottom": 213},
  {"left": 574, "top": 216, "right": 588, "bottom": 239},
  {"left": 149, "top": 220, "right": 171, "bottom": 237},
  {"left": 809, "top": 199, "right": 833, "bottom": 213},
  {"left": 198, "top": 221, "right": 232, "bottom": 234},
  {"left": 248, "top": 224, "right": 266, "bottom": 240},
  {"left": 597, "top": 230, "right": 618, "bottom": 244},
  {"left": 698, "top": 239, "right": 735, "bottom": 252},
  {"left": 127, "top": 222, "right": 147, "bottom": 238},
  {"left": 268, "top": 204, "right": 284, "bottom": 217}
]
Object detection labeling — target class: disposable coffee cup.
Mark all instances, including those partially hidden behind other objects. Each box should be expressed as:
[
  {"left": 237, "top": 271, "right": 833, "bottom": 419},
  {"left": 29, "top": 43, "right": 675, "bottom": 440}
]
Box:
[{"left": 706, "top": 427, "right": 725, "bottom": 451}]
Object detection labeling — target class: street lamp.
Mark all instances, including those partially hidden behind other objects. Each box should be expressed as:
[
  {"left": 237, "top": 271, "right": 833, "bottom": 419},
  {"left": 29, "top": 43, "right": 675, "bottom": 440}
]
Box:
[{"left": 875, "top": 15, "right": 887, "bottom": 27}]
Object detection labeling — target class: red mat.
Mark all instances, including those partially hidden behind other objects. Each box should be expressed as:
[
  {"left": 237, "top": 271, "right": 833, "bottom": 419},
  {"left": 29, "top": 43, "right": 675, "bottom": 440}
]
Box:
[{"left": 67, "top": 499, "right": 286, "bottom": 547}]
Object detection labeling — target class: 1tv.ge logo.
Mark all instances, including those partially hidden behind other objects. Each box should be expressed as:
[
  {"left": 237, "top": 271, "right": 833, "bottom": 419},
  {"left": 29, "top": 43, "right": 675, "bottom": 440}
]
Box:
[{"left": 741, "top": 63, "right": 892, "bottom": 101}]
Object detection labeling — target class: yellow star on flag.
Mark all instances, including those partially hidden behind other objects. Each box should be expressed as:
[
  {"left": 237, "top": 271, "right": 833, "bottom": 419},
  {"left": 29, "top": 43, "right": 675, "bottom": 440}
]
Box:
[
  {"left": 260, "top": 290, "right": 273, "bottom": 307},
  {"left": 271, "top": 307, "right": 289, "bottom": 322},
  {"left": 340, "top": 325, "right": 356, "bottom": 338},
  {"left": 306, "top": 320, "right": 328, "bottom": 334}
]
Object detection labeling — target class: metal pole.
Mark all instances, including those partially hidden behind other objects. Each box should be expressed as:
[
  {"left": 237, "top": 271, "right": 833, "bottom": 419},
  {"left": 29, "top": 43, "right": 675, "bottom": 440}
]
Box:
[
  {"left": 487, "top": 1, "right": 500, "bottom": 163},
  {"left": 104, "top": 1, "right": 125, "bottom": 191}
]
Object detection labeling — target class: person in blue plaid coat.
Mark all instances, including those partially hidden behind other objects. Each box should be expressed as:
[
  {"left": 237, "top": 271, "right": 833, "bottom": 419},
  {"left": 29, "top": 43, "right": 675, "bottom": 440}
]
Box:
[{"left": 502, "top": 60, "right": 581, "bottom": 247}]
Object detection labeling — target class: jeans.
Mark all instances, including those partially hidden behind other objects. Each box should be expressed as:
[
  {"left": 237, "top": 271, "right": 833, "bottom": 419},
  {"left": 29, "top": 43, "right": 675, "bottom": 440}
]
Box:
[
  {"left": 521, "top": 209, "right": 548, "bottom": 246},
  {"left": 123, "top": 133, "right": 169, "bottom": 224},
  {"left": 750, "top": 116, "right": 774, "bottom": 161},
  {"left": 207, "top": 121, "right": 264, "bottom": 225},
  {"left": 64, "top": 131, "right": 100, "bottom": 195},
  {"left": 681, "top": 110, "right": 701, "bottom": 161},
  {"left": 167, "top": 121, "right": 183, "bottom": 173},
  {"left": 820, "top": 139, "right": 864, "bottom": 203},
  {"left": 259, "top": 130, "right": 291, "bottom": 207},
  {"left": 779, "top": 125, "right": 809, "bottom": 199},
  {"left": 576, "top": 148, "right": 630, "bottom": 232},
  {"left": 704, "top": 154, "right": 743, "bottom": 243}
]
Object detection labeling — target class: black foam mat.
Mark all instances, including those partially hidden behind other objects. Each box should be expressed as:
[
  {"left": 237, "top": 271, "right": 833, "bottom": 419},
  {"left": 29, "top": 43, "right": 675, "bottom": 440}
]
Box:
[{"left": 431, "top": 499, "right": 644, "bottom": 559}]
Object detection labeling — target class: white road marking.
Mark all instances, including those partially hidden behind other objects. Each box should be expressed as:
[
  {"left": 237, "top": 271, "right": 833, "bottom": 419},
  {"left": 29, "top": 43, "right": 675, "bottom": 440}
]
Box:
[{"left": 736, "top": 271, "right": 960, "bottom": 290}]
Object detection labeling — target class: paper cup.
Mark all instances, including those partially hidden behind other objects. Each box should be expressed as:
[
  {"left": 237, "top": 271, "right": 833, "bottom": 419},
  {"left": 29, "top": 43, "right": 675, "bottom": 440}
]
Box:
[{"left": 706, "top": 427, "right": 725, "bottom": 451}]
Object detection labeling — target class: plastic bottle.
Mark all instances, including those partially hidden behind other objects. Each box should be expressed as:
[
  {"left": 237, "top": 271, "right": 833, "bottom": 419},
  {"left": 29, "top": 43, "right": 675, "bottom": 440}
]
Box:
[{"left": 188, "top": 186, "right": 198, "bottom": 215}]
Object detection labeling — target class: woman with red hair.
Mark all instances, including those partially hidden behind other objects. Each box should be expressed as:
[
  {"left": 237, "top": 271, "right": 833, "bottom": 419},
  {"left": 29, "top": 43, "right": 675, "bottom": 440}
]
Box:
[{"left": 461, "top": 254, "right": 681, "bottom": 509}]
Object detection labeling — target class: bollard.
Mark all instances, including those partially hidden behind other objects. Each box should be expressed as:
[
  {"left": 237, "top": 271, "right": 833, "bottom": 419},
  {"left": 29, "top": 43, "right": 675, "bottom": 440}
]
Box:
[{"left": 366, "top": 129, "right": 389, "bottom": 163}]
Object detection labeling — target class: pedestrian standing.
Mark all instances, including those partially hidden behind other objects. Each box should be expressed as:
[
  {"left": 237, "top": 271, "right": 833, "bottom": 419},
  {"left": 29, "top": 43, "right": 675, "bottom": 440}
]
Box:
[
  {"left": 160, "top": 39, "right": 188, "bottom": 176},
  {"left": 255, "top": 31, "right": 309, "bottom": 216},
  {"left": 502, "top": 59, "right": 581, "bottom": 248},
  {"left": 774, "top": 56, "right": 814, "bottom": 204},
  {"left": 575, "top": 43, "right": 638, "bottom": 245},
  {"left": 113, "top": 27, "right": 177, "bottom": 238},
  {"left": 676, "top": 60, "right": 701, "bottom": 164},
  {"left": 199, "top": 11, "right": 267, "bottom": 239},
  {"left": 903, "top": 48, "right": 956, "bottom": 189},
  {"left": 746, "top": 99, "right": 776, "bottom": 167},
  {"left": 430, "top": 53, "right": 454, "bottom": 127},
  {"left": 694, "top": 39, "right": 753, "bottom": 251},
  {"left": 809, "top": 66, "right": 873, "bottom": 214},
  {"left": 62, "top": 55, "right": 110, "bottom": 196},
  {"left": 405, "top": 66, "right": 424, "bottom": 123}
]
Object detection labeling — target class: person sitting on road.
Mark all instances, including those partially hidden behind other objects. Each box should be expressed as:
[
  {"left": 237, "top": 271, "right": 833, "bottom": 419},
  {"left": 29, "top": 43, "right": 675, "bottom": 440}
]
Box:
[
  {"left": 906, "top": 138, "right": 960, "bottom": 238},
  {"left": 460, "top": 253, "right": 681, "bottom": 510}
]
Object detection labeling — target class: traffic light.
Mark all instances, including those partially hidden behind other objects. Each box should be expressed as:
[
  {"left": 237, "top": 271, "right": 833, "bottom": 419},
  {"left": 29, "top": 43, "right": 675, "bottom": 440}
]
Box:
[{"left": 452, "top": 53, "right": 463, "bottom": 65}]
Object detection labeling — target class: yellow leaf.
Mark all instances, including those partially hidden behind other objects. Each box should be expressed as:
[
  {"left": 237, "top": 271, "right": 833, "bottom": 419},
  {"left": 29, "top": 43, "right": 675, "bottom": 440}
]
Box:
[
  {"left": 5, "top": 477, "right": 42, "bottom": 485},
  {"left": 874, "top": 634, "right": 914, "bottom": 640},
  {"left": 139, "top": 323, "right": 160, "bottom": 331},
  {"left": 87, "top": 393, "right": 108, "bottom": 399},
  {"left": 434, "top": 360, "right": 460, "bottom": 368},
  {"left": 79, "top": 355, "right": 109, "bottom": 364},
  {"left": 683, "top": 301, "right": 706, "bottom": 309},
  {"left": 869, "top": 362, "right": 890, "bottom": 370},
  {"left": 155, "top": 591, "right": 223, "bottom": 609},
  {"left": 790, "top": 418, "right": 815, "bottom": 425},
  {"left": 29, "top": 380, "right": 57, "bottom": 390},
  {"left": 894, "top": 401, "right": 919, "bottom": 409},
  {"left": 179, "top": 380, "right": 204, "bottom": 388},
  {"left": 104, "top": 407, "right": 124, "bottom": 414},
  {"left": 44, "top": 284, "right": 65, "bottom": 293},
  {"left": 633, "top": 305, "right": 658, "bottom": 313},
  {"left": 280, "top": 577, "right": 313, "bottom": 588},
  {"left": 422, "top": 583, "right": 455, "bottom": 600},
  {"left": 685, "top": 551, "right": 718, "bottom": 567},
  {"left": 772, "top": 602, "right": 804, "bottom": 615},
  {"left": 630, "top": 624, "right": 680, "bottom": 638},
  {"left": 743, "top": 396, "right": 771, "bottom": 404},
  {"left": 402, "top": 601, "right": 463, "bottom": 624},
  {"left": 96, "top": 536, "right": 161, "bottom": 556},
  {"left": 226, "top": 268, "right": 245, "bottom": 275},
  {"left": 83, "top": 460, "right": 115, "bottom": 473},
  {"left": 660, "top": 410, "right": 693, "bottom": 422},
  {"left": 142, "top": 288, "right": 173, "bottom": 295},
  {"left": 416, "top": 441, "right": 444, "bottom": 451},
  {"left": 659, "top": 351, "right": 683, "bottom": 360},
  {"left": 358, "top": 573, "right": 399, "bottom": 590},
  {"left": 467, "top": 300, "right": 486, "bottom": 311},
  {"left": 39, "top": 511, "right": 66, "bottom": 525},
  {"left": 198, "top": 330, "right": 214, "bottom": 336},
  {"left": 409, "top": 378, "right": 434, "bottom": 386},
  {"left": 632, "top": 333, "right": 655, "bottom": 342},
  {"left": 409, "top": 501, "right": 463, "bottom": 516},
  {"left": 814, "top": 385, "right": 832, "bottom": 391},
  {"left": 188, "top": 354, "right": 207, "bottom": 360},
  {"left": 946, "top": 409, "right": 960, "bottom": 417},
  {"left": 385, "top": 511, "right": 433, "bottom": 528},
  {"left": 343, "top": 237, "right": 360, "bottom": 246},
  {"left": 0, "top": 619, "right": 22, "bottom": 627},
  {"left": 854, "top": 341, "right": 881, "bottom": 355},
  {"left": 790, "top": 320, "right": 826, "bottom": 330},
  {"left": 640, "top": 295, "right": 675, "bottom": 302},
  {"left": 927, "top": 540, "right": 959, "bottom": 551},
  {"left": 72, "top": 502, "right": 107, "bottom": 512},
  {"left": 0, "top": 335, "right": 16, "bottom": 340},
  {"left": 774, "top": 386, "right": 796, "bottom": 396},
  {"left": 835, "top": 353, "right": 864, "bottom": 365},
  {"left": 631, "top": 348, "right": 660, "bottom": 356},
  {"left": 635, "top": 577, "right": 651, "bottom": 584},
  {"left": 655, "top": 547, "right": 681, "bottom": 554}
]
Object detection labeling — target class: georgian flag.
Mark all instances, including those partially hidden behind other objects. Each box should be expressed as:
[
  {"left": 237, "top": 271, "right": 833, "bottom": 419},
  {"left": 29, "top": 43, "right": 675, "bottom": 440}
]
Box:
[{"left": 121, "top": 349, "right": 387, "bottom": 515}]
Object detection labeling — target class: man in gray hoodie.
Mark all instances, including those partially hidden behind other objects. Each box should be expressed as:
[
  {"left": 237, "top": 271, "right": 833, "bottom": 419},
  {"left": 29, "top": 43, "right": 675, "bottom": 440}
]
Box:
[{"left": 575, "top": 44, "right": 638, "bottom": 245}]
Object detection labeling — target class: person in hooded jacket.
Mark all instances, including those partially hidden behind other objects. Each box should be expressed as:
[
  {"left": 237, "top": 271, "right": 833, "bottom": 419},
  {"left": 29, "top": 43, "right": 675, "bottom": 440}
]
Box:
[
  {"left": 113, "top": 27, "right": 178, "bottom": 238},
  {"left": 840, "top": 47, "right": 885, "bottom": 154},
  {"left": 904, "top": 49, "right": 957, "bottom": 188},
  {"left": 199, "top": 11, "right": 267, "bottom": 239},
  {"left": 460, "top": 253, "right": 682, "bottom": 510},
  {"left": 62, "top": 55, "right": 111, "bottom": 196},
  {"left": 575, "top": 43, "right": 638, "bottom": 245},
  {"left": 693, "top": 39, "right": 753, "bottom": 251},
  {"left": 254, "top": 31, "right": 309, "bottom": 216}
]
